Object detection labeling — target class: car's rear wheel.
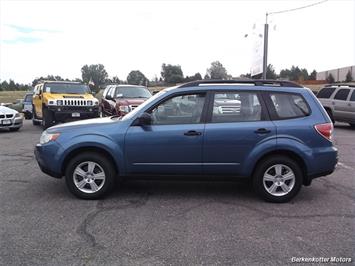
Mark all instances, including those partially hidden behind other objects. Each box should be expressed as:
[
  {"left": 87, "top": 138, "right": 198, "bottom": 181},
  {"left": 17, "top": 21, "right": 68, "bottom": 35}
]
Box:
[
  {"left": 65, "top": 152, "right": 115, "bottom": 199},
  {"left": 253, "top": 156, "right": 303, "bottom": 203}
]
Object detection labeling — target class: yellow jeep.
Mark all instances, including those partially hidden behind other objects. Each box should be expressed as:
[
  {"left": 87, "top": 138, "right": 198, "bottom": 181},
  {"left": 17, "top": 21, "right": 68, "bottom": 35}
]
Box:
[{"left": 32, "top": 81, "right": 99, "bottom": 129}]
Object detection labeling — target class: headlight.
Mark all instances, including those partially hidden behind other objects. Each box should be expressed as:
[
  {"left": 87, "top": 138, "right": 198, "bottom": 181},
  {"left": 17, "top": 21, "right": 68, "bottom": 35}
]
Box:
[
  {"left": 119, "top": 105, "right": 130, "bottom": 113},
  {"left": 57, "top": 100, "right": 63, "bottom": 105},
  {"left": 15, "top": 112, "right": 21, "bottom": 117},
  {"left": 40, "top": 131, "right": 60, "bottom": 144},
  {"left": 94, "top": 100, "right": 99, "bottom": 106},
  {"left": 87, "top": 100, "right": 93, "bottom": 106},
  {"left": 48, "top": 100, "right": 56, "bottom": 106}
]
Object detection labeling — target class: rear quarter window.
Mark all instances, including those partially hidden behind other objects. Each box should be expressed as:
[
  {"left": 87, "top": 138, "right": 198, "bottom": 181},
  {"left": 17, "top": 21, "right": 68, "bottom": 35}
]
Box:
[
  {"left": 269, "top": 92, "right": 310, "bottom": 120},
  {"left": 350, "top": 90, "right": 355, "bottom": 102}
]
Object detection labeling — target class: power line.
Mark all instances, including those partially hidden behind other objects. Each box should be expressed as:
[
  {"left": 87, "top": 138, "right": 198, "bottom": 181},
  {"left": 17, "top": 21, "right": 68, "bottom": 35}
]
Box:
[{"left": 268, "top": 0, "right": 328, "bottom": 16}]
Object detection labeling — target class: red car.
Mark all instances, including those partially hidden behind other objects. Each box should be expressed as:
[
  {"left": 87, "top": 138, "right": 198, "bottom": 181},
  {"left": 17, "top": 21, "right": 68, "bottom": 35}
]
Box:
[{"left": 100, "top": 85, "right": 152, "bottom": 117}]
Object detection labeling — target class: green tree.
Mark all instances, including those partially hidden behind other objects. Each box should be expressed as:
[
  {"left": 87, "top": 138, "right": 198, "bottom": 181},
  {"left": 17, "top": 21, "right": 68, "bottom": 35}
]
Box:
[
  {"left": 184, "top": 73, "right": 202, "bottom": 82},
  {"left": 266, "top": 64, "right": 277, "bottom": 79},
  {"left": 345, "top": 70, "right": 353, "bottom": 82},
  {"left": 81, "top": 64, "right": 108, "bottom": 93},
  {"left": 309, "top": 70, "right": 317, "bottom": 80},
  {"left": 326, "top": 73, "right": 335, "bottom": 83},
  {"left": 0, "top": 80, "right": 9, "bottom": 91},
  {"left": 279, "top": 66, "right": 309, "bottom": 81},
  {"left": 206, "top": 61, "right": 228, "bottom": 79},
  {"left": 127, "top": 70, "right": 148, "bottom": 85},
  {"left": 161, "top": 64, "right": 184, "bottom": 84},
  {"left": 112, "top": 76, "right": 121, "bottom": 84}
]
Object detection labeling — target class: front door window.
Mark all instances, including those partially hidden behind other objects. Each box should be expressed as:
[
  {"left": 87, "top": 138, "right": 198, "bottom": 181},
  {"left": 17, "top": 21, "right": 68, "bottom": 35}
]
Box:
[{"left": 150, "top": 94, "right": 206, "bottom": 125}]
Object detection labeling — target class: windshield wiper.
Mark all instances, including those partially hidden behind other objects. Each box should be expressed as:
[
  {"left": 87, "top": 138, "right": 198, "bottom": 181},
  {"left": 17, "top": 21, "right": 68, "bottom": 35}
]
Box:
[{"left": 110, "top": 115, "right": 122, "bottom": 120}]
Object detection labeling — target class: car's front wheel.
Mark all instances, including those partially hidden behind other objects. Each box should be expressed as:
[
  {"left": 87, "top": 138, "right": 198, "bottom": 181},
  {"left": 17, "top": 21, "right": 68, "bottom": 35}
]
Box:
[
  {"left": 65, "top": 152, "right": 116, "bottom": 199},
  {"left": 253, "top": 156, "right": 303, "bottom": 203}
]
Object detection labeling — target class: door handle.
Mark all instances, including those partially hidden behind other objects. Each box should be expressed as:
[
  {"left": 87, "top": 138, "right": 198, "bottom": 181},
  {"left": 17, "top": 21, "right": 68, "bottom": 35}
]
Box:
[
  {"left": 254, "top": 128, "right": 271, "bottom": 134},
  {"left": 184, "top": 130, "right": 202, "bottom": 136}
]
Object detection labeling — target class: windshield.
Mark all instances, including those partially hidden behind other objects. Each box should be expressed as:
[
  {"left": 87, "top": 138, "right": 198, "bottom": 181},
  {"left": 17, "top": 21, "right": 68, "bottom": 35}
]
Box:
[
  {"left": 115, "top": 87, "right": 152, "bottom": 98},
  {"left": 121, "top": 90, "right": 167, "bottom": 121},
  {"left": 44, "top": 83, "right": 90, "bottom": 94},
  {"left": 24, "top": 94, "right": 33, "bottom": 102}
]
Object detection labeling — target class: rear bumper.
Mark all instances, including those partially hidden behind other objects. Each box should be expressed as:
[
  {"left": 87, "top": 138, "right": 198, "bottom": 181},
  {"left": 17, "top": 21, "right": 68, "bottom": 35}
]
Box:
[{"left": 304, "top": 146, "right": 338, "bottom": 185}]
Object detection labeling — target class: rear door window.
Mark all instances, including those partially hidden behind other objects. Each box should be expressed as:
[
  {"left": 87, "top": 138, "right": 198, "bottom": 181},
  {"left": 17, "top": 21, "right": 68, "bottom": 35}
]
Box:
[
  {"left": 268, "top": 93, "right": 310, "bottom": 119},
  {"left": 211, "top": 92, "right": 263, "bottom": 123},
  {"left": 317, "top": 87, "right": 336, "bottom": 98},
  {"left": 334, "top": 89, "right": 350, "bottom": 101}
]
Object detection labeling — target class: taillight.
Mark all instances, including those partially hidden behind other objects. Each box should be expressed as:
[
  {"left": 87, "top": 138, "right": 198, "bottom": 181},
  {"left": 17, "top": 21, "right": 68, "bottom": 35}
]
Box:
[{"left": 314, "top": 123, "right": 333, "bottom": 141}]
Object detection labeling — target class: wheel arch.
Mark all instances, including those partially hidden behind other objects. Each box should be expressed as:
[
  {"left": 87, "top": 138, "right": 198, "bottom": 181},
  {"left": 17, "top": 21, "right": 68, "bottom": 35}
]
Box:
[
  {"left": 251, "top": 149, "right": 310, "bottom": 186},
  {"left": 61, "top": 146, "right": 119, "bottom": 177}
]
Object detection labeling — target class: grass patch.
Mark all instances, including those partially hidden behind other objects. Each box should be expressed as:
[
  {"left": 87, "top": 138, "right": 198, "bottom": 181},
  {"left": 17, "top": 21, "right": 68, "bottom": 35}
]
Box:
[{"left": 0, "top": 91, "right": 28, "bottom": 104}]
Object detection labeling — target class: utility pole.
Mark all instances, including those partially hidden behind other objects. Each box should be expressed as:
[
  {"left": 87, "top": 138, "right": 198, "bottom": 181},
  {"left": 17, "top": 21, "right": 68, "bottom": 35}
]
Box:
[
  {"left": 260, "top": 0, "right": 327, "bottom": 79},
  {"left": 262, "top": 13, "right": 269, "bottom": 79}
]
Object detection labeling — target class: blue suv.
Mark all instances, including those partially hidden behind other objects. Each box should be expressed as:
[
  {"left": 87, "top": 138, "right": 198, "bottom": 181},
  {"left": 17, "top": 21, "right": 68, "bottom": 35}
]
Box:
[{"left": 35, "top": 80, "right": 338, "bottom": 203}]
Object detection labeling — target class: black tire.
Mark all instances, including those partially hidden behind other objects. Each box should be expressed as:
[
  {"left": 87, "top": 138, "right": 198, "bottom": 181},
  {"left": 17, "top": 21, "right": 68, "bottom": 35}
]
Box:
[
  {"left": 325, "top": 109, "right": 335, "bottom": 124},
  {"left": 25, "top": 113, "right": 33, "bottom": 120},
  {"left": 32, "top": 106, "right": 41, "bottom": 126},
  {"left": 65, "top": 152, "right": 116, "bottom": 199},
  {"left": 349, "top": 123, "right": 355, "bottom": 128},
  {"left": 253, "top": 156, "right": 303, "bottom": 203},
  {"left": 9, "top": 128, "right": 20, "bottom": 132},
  {"left": 42, "top": 108, "right": 54, "bottom": 129}
]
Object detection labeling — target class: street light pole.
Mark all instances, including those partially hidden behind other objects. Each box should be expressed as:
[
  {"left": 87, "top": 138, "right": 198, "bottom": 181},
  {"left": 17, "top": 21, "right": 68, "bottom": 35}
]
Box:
[{"left": 262, "top": 13, "right": 269, "bottom": 79}]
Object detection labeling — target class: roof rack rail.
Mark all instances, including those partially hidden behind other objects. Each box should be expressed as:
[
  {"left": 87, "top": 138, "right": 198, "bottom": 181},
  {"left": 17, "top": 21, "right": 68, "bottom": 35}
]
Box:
[
  {"left": 178, "top": 79, "right": 303, "bottom": 88},
  {"left": 324, "top": 83, "right": 355, "bottom": 88}
]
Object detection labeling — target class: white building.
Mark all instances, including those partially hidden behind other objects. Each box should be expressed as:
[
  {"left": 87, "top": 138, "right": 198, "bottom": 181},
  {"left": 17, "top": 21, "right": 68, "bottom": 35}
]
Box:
[{"left": 317, "top": 65, "right": 355, "bottom": 82}]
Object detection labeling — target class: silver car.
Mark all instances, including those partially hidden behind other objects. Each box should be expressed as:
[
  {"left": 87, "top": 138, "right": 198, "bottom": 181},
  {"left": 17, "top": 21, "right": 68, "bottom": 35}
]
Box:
[
  {"left": 317, "top": 84, "right": 355, "bottom": 127},
  {"left": 0, "top": 105, "right": 23, "bottom": 131}
]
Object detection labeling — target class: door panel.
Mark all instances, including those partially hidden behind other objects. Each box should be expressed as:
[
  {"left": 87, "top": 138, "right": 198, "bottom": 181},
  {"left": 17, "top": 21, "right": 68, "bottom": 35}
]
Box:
[
  {"left": 125, "top": 124, "right": 204, "bottom": 175},
  {"left": 33, "top": 85, "right": 43, "bottom": 118},
  {"left": 333, "top": 88, "right": 350, "bottom": 120},
  {"left": 203, "top": 91, "right": 276, "bottom": 176},
  {"left": 203, "top": 121, "right": 276, "bottom": 175},
  {"left": 125, "top": 92, "right": 207, "bottom": 175}
]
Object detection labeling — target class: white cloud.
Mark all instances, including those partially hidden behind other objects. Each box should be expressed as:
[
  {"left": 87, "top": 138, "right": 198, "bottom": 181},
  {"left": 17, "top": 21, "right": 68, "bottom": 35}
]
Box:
[{"left": 0, "top": 0, "right": 354, "bottom": 84}]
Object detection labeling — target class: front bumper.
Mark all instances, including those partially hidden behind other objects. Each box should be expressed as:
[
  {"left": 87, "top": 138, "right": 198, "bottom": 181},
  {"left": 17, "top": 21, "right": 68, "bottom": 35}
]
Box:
[
  {"left": 0, "top": 116, "right": 23, "bottom": 129},
  {"left": 48, "top": 106, "right": 99, "bottom": 121},
  {"left": 34, "top": 143, "right": 62, "bottom": 178}
]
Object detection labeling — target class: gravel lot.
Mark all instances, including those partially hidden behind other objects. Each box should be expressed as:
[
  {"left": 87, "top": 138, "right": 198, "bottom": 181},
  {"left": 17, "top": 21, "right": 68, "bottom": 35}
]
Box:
[{"left": 1, "top": 120, "right": 354, "bottom": 266}]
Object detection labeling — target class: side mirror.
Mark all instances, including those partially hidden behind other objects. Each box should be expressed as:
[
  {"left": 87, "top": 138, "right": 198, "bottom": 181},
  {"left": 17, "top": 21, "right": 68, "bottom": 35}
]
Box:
[
  {"left": 106, "top": 95, "right": 115, "bottom": 102},
  {"left": 133, "top": 112, "right": 152, "bottom": 126}
]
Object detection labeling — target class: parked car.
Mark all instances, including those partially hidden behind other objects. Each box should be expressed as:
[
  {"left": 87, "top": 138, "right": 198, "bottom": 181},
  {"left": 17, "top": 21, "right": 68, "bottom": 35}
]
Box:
[
  {"left": 317, "top": 84, "right": 355, "bottom": 127},
  {"left": 32, "top": 81, "right": 99, "bottom": 129},
  {"left": 22, "top": 93, "right": 33, "bottom": 119},
  {"left": 35, "top": 80, "right": 337, "bottom": 203},
  {"left": 0, "top": 105, "right": 23, "bottom": 131},
  {"left": 100, "top": 85, "right": 152, "bottom": 117}
]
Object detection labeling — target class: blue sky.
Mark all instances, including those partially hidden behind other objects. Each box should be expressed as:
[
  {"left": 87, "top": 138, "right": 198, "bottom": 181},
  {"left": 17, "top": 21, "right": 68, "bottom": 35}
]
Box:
[{"left": 0, "top": 0, "right": 354, "bottom": 84}]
